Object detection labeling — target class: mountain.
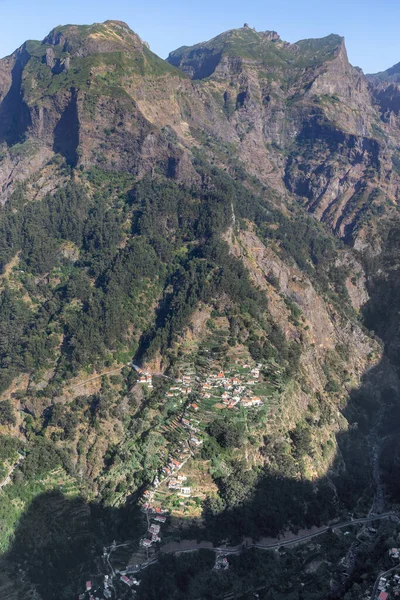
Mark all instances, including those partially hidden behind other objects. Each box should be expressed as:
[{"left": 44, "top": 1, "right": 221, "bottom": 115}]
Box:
[
  {"left": 167, "top": 26, "right": 400, "bottom": 242},
  {"left": 167, "top": 26, "right": 344, "bottom": 78},
  {"left": 368, "top": 61, "right": 400, "bottom": 83},
  {"left": 0, "top": 20, "right": 399, "bottom": 600}
]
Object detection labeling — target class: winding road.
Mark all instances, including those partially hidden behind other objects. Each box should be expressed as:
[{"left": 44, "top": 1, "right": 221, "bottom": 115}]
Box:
[
  {"left": 125, "top": 511, "right": 400, "bottom": 574},
  {"left": 167, "top": 512, "right": 400, "bottom": 554}
]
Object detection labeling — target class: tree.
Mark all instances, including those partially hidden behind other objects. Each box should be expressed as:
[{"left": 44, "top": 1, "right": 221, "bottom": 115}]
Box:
[
  {"left": 207, "top": 418, "right": 244, "bottom": 449},
  {"left": 0, "top": 400, "right": 16, "bottom": 426}
]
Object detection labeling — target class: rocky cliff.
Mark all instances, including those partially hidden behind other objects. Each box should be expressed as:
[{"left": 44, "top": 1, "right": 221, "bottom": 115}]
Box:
[
  {"left": 1, "top": 22, "right": 399, "bottom": 244},
  {"left": 0, "top": 21, "right": 400, "bottom": 599}
]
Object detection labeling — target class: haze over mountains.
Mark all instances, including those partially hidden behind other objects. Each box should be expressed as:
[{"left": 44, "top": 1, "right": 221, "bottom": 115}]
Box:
[{"left": 0, "top": 20, "right": 399, "bottom": 600}]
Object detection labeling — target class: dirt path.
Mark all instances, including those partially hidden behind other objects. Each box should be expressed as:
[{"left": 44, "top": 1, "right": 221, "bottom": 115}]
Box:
[
  {"left": 66, "top": 365, "right": 129, "bottom": 391},
  {"left": 0, "top": 454, "right": 24, "bottom": 489}
]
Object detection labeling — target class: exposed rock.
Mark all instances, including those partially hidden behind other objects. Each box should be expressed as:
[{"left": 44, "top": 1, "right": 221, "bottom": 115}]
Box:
[
  {"left": 45, "top": 47, "right": 55, "bottom": 69},
  {"left": 0, "top": 21, "right": 398, "bottom": 262},
  {"left": 0, "top": 25, "right": 399, "bottom": 586},
  {"left": 260, "top": 30, "right": 280, "bottom": 41},
  {"left": 43, "top": 29, "right": 66, "bottom": 48}
]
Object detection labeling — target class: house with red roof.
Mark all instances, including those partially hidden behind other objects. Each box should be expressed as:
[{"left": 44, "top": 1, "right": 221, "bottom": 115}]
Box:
[
  {"left": 154, "top": 515, "right": 166, "bottom": 523},
  {"left": 121, "top": 575, "right": 133, "bottom": 586}
]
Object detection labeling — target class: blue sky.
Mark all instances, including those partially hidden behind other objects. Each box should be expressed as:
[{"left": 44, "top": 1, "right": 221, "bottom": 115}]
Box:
[{"left": 0, "top": 0, "right": 399, "bottom": 73}]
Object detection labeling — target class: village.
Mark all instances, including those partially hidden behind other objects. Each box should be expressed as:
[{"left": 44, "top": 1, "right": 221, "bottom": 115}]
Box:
[
  {"left": 134, "top": 356, "right": 271, "bottom": 553},
  {"left": 374, "top": 546, "right": 400, "bottom": 600},
  {"left": 76, "top": 348, "right": 278, "bottom": 599}
]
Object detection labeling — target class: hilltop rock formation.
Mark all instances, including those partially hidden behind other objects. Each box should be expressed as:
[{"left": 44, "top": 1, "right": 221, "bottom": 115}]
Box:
[
  {"left": 0, "top": 21, "right": 400, "bottom": 600},
  {"left": 0, "top": 21, "right": 398, "bottom": 247}
]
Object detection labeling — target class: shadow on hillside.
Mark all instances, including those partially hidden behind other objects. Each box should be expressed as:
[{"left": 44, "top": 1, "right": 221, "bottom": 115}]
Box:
[
  {"left": 0, "top": 47, "right": 32, "bottom": 146},
  {"left": 193, "top": 223, "right": 400, "bottom": 543},
  {"left": 53, "top": 89, "right": 79, "bottom": 167},
  {"left": 184, "top": 354, "right": 400, "bottom": 545},
  {"left": 0, "top": 489, "right": 144, "bottom": 600},
  {"left": 1, "top": 350, "right": 399, "bottom": 600},
  {"left": 3, "top": 226, "right": 400, "bottom": 599}
]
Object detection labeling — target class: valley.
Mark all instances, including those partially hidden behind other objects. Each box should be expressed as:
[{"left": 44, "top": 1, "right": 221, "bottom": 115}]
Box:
[{"left": 0, "top": 18, "right": 399, "bottom": 600}]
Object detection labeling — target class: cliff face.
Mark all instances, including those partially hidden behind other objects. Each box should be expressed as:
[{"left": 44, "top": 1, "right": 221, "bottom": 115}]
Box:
[
  {"left": 1, "top": 22, "right": 399, "bottom": 245},
  {"left": 2, "top": 22, "right": 400, "bottom": 598},
  {"left": 0, "top": 18, "right": 400, "bottom": 540},
  {"left": 0, "top": 21, "right": 396, "bottom": 429},
  {"left": 0, "top": 25, "right": 397, "bottom": 378},
  {"left": 0, "top": 21, "right": 190, "bottom": 201},
  {"left": 166, "top": 28, "right": 400, "bottom": 245}
]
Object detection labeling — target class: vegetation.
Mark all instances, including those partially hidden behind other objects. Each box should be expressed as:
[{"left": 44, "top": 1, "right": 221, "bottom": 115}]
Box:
[
  {"left": 168, "top": 27, "right": 342, "bottom": 79},
  {"left": 0, "top": 166, "right": 305, "bottom": 390},
  {"left": 136, "top": 532, "right": 354, "bottom": 600},
  {"left": 0, "top": 20, "right": 397, "bottom": 596},
  {"left": 23, "top": 22, "right": 185, "bottom": 103}
]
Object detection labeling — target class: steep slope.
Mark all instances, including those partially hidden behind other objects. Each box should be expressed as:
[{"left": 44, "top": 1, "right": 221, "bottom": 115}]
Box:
[
  {"left": 0, "top": 20, "right": 187, "bottom": 200},
  {"left": 367, "top": 63, "right": 400, "bottom": 169},
  {"left": 168, "top": 26, "right": 398, "bottom": 242},
  {"left": 0, "top": 20, "right": 399, "bottom": 600},
  {"left": 1, "top": 21, "right": 396, "bottom": 242}
]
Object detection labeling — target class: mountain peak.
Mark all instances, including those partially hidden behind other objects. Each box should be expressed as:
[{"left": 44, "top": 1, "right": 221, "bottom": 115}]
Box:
[
  {"left": 103, "top": 19, "right": 131, "bottom": 28},
  {"left": 167, "top": 28, "right": 345, "bottom": 80},
  {"left": 367, "top": 61, "right": 400, "bottom": 83},
  {"left": 42, "top": 20, "right": 144, "bottom": 57},
  {"left": 0, "top": 19, "right": 183, "bottom": 119}
]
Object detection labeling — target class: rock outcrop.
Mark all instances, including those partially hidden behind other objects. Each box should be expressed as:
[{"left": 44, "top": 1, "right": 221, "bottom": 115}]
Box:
[{"left": 0, "top": 21, "right": 399, "bottom": 248}]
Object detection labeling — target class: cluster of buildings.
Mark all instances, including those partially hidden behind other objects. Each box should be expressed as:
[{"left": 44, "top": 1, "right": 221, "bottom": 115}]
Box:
[
  {"left": 374, "top": 548, "right": 400, "bottom": 599},
  {"left": 168, "top": 474, "right": 187, "bottom": 489},
  {"left": 78, "top": 581, "right": 94, "bottom": 599},
  {"left": 136, "top": 361, "right": 267, "bottom": 518},
  {"left": 78, "top": 575, "right": 123, "bottom": 600},
  {"left": 141, "top": 490, "right": 169, "bottom": 519},
  {"left": 200, "top": 365, "right": 264, "bottom": 410},
  {"left": 166, "top": 374, "right": 194, "bottom": 398},
  {"left": 141, "top": 504, "right": 168, "bottom": 519},
  {"left": 161, "top": 441, "right": 191, "bottom": 478},
  {"left": 213, "top": 554, "right": 229, "bottom": 571},
  {"left": 78, "top": 580, "right": 96, "bottom": 600},
  {"left": 179, "top": 415, "right": 204, "bottom": 450},
  {"left": 120, "top": 574, "right": 140, "bottom": 588},
  {"left": 377, "top": 571, "right": 400, "bottom": 600},
  {"left": 77, "top": 359, "right": 270, "bottom": 598},
  {"left": 190, "top": 435, "right": 203, "bottom": 447},
  {"left": 134, "top": 366, "right": 153, "bottom": 389},
  {"left": 168, "top": 473, "right": 191, "bottom": 498},
  {"left": 139, "top": 438, "right": 195, "bottom": 516},
  {"left": 140, "top": 505, "right": 169, "bottom": 548},
  {"left": 135, "top": 360, "right": 268, "bottom": 520},
  {"left": 142, "top": 522, "right": 162, "bottom": 548},
  {"left": 136, "top": 374, "right": 204, "bottom": 515},
  {"left": 240, "top": 396, "right": 263, "bottom": 408}
]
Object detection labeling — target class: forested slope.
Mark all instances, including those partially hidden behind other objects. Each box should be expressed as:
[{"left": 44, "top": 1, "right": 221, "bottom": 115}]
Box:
[{"left": 0, "top": 19, "right": 399, "bottom": 600}]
